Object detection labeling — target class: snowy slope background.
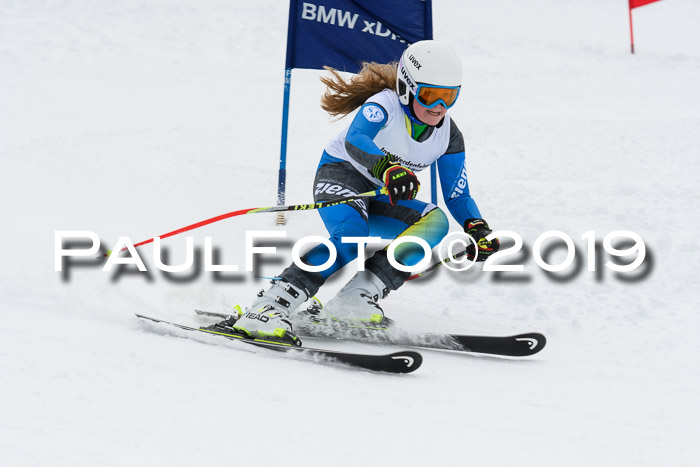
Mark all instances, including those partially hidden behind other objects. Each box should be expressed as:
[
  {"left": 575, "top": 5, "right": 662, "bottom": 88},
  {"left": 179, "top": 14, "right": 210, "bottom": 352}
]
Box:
[{"left": 2, "top": 0, "right": 699, "bottom": 465}]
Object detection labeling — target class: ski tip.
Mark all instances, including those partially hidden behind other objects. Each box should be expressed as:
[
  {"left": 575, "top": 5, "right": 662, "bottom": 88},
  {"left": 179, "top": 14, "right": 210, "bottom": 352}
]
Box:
[
  {"left": 387, "top": 351, "right": 423, "bottom": 373},
  {"left": 513, "top": 332, "right": 546, "bottom": 356}
]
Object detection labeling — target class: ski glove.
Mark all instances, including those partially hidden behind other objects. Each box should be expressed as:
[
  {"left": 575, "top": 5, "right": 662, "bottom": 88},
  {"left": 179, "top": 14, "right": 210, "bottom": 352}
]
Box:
[
  {"left": 464, "top": 218, "right": 500, "bottom": 262},
  {"left": 371, "top": 155, "right": 420, "bottom": 206}
]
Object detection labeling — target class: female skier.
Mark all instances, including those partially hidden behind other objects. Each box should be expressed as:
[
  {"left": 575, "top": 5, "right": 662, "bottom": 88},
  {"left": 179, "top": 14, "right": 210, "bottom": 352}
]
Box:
[{"left": 217, "top": 40, "right": 499, "bottom": 344}]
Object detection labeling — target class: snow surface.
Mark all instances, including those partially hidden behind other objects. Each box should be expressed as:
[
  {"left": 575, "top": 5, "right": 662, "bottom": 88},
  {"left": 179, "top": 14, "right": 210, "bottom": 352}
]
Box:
[{"left": 2, "top": 0, "right": 700, "bottom": 465}]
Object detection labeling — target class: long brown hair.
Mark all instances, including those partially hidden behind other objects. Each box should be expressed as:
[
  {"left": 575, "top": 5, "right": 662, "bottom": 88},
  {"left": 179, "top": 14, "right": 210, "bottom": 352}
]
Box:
[{"left": 320, "top": 62, "right": 397, "bottom": 118}]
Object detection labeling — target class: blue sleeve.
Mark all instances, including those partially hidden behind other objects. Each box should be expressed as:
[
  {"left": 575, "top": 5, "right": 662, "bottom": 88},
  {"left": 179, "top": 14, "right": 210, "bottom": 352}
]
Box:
[
  {"left": 343, "top": 102, "right": 388, "bottom": 171},
  {"left": 437, "top": 151, "right": 482, "bottom": 226}
]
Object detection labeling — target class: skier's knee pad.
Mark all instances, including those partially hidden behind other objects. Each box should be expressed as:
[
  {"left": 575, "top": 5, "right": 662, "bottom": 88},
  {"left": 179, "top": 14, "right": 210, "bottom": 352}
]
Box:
[
  {"left": 375, "top": 207, "right": 448, "bottom": 276},
  {"left": 396, "top": 207, "right": 449, "bottom": 251}
]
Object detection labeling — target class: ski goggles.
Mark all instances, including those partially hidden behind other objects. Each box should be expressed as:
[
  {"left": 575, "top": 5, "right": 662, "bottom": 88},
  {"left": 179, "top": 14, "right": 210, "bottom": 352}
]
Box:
[{"left": 415, "top": 84, "right": 460, "bottom": 109}]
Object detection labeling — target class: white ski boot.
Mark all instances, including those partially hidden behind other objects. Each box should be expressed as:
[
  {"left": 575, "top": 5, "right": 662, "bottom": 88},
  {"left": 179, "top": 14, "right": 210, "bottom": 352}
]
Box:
[
  {"left": 231, "top": 280, "right": 308, "bottom": 345},
  {"left": 320, "top": 270, "right": 391, "bottom": 327}
]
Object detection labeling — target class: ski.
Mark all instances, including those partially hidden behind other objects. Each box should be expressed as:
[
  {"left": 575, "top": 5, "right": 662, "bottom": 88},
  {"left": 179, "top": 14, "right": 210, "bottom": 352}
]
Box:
[
  {"left": 195, "top": 309, "right": 546, "bottom": 358},
  {"left": 135, "top": 314, "right": 422, "bottom": 374}
]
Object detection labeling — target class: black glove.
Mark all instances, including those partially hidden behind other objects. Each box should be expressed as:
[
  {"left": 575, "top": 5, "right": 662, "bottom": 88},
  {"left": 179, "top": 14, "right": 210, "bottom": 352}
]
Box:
[
  {"left": 463, "top": 218, "right": 500, "bottom": 262},
  {"left": 372, "top": 155, "right": 420, "bottom": 205}
]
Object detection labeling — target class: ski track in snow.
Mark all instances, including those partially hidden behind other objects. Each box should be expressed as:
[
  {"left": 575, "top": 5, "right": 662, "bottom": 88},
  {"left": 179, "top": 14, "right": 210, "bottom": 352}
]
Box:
[{"left": 1, "top": 0, "right": 699, "bottom": 465}]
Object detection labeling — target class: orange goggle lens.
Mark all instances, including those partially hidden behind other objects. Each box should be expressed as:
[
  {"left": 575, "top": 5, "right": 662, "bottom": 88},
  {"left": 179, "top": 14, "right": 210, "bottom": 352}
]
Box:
[{"left": 415, "top": 85, "right": 460, "bottom": 109}]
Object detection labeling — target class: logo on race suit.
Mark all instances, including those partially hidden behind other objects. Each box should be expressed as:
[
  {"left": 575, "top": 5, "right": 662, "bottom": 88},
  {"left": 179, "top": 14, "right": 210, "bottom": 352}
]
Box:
[
  {"left": 362, "top": 104, "right": 385, "bottom": 123},
  {"left": 450, "top": 167, "right": 470, "bottom": 198},
  {"left": 379, "top": 147, "right": 429, "bottom": 172},
  {"left": 314, "top": 183, "right": 357, "bottom": 198},
  {"left": 314, "top": 182, "right": 367, "bottom": 215}
]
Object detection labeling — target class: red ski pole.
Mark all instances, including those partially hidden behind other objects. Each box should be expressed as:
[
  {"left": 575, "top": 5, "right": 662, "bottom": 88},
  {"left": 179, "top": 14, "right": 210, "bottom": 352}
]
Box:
[{"left": 104, "top": 188, "right": 387, "bottom": 258}]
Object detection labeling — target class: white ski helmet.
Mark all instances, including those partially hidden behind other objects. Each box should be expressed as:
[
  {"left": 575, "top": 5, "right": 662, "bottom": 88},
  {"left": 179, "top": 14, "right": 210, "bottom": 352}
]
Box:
[{"left": 396, "top": 40, "right": 462, "bottom": 108}]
